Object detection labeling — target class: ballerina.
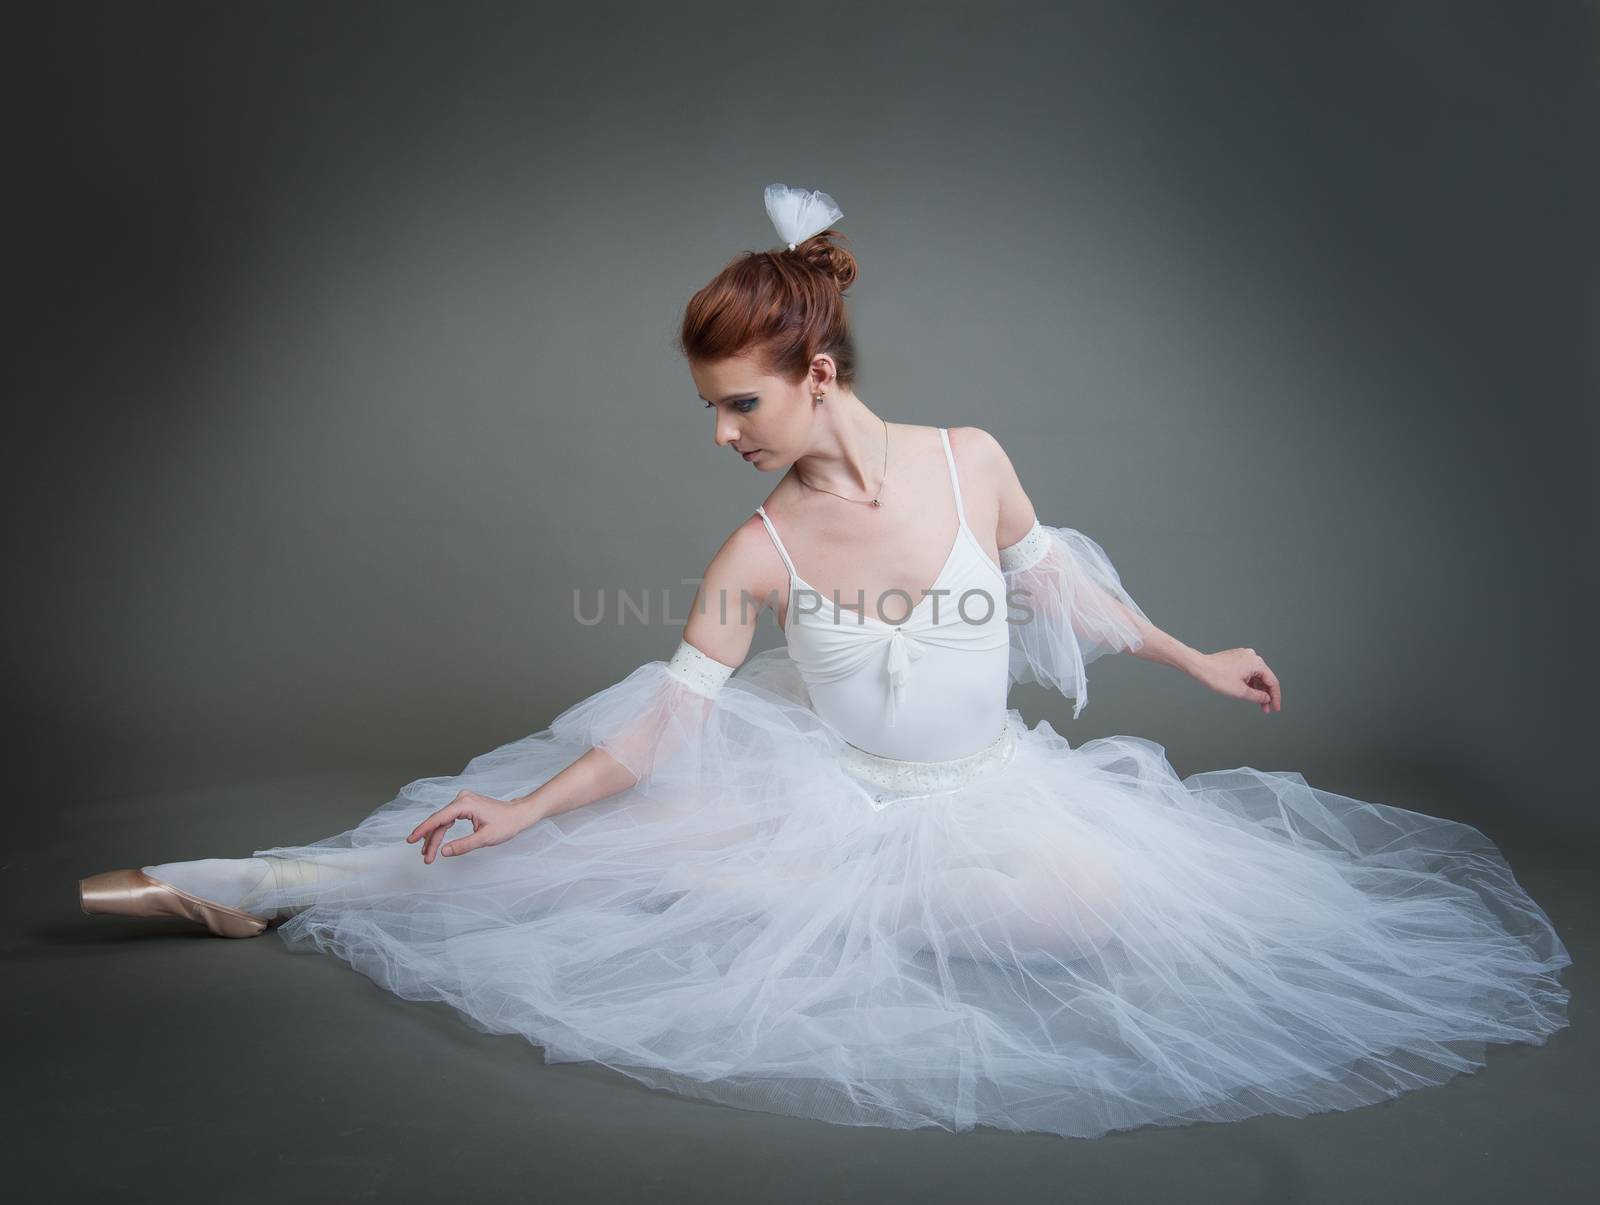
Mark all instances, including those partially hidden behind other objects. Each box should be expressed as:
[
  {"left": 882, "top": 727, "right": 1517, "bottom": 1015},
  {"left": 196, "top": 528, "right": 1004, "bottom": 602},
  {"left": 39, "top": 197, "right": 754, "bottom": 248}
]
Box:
[{"left": 80, "top": 183, "right": 1570, "bottom": 1140}]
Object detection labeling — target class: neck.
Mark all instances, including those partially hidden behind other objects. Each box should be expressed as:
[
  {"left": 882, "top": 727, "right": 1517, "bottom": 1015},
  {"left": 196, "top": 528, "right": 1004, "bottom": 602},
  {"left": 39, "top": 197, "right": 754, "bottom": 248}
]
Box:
[{"left": 794, "top": 390, "right": 887, "bottom": 498}]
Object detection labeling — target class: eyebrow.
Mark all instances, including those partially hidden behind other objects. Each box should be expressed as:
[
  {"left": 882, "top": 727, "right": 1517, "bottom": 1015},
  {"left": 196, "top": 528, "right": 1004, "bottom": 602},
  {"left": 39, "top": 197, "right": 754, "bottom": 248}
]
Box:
[{"left": 698, "top": 391, "right": 757, "bottom": 403}]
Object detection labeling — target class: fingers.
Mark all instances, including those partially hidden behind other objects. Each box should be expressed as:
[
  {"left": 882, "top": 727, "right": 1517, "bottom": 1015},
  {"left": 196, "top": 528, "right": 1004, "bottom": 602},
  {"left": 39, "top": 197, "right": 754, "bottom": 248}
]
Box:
[
  {"left": 412, "top": 803, "right": 451, "bottom": 838},
  {"left": 1254, "top": 661, "right": 1281, "bottom": 712},
  {"left": 440, "top": 811, "right": 491, "bottom": 858},
  {"left": 1243, "top": 665, "right": 1273, "bottom": 710},
  {"left": 1247, "top": 661, "right": 1282, "bottom": 713},
  {"left": 407, "top": 800, "right": 463, "bottom": 844},
  {"left": 411, "top": 815, "right": 451, "bottom": 863},
  {"left": 422, "top": 808, "right": 464, "bottom": 863},
  {"left": 407, "top": 790, "right": 483, "bottom": 860},
  {"left": 410, "top": 793, "right": 502, "bottom": 863}
]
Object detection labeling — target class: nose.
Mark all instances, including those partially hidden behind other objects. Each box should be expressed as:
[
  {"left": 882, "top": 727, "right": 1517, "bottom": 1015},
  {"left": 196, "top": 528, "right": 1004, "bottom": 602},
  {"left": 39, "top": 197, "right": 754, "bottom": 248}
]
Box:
[{"left": 714, "top": 420, "right": 741, "bottom": 448}]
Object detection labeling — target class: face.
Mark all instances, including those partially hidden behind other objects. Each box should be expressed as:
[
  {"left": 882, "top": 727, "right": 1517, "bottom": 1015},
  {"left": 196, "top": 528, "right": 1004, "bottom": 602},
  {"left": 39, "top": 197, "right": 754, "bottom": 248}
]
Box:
[{"left": 691, "top": 350, "right": 830, "bottom": 470}]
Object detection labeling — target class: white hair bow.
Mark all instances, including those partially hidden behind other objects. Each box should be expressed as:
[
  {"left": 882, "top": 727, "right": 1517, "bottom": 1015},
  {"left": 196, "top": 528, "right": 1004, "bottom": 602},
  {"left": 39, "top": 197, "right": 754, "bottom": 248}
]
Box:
[{"left": 764, "top": 183, "right": 844, "bottom": 251}]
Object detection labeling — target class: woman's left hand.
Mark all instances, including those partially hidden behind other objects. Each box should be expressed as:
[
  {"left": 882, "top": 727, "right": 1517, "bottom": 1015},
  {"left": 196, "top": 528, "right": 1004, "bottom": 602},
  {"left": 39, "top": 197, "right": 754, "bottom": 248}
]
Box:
[{"left": 1194, "top": 648, "right": 1281, "bottom": 713}]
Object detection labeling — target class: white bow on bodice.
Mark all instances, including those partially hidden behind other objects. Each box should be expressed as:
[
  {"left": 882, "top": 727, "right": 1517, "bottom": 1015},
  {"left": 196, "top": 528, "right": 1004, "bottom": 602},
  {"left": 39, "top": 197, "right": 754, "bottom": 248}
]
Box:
[{"left": 884, "top": 626, "right": 929, "bottom": 726}]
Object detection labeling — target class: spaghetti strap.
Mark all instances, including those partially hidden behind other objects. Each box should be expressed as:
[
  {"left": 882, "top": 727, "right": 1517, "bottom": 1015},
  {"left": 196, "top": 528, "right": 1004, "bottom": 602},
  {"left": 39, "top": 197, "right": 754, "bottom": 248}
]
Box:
[
  {"left": 938, "top": 428, "right": 967, "bottom": 526},
  {"left": 754, "top": 505, "right": 799, "bottom": 580}
]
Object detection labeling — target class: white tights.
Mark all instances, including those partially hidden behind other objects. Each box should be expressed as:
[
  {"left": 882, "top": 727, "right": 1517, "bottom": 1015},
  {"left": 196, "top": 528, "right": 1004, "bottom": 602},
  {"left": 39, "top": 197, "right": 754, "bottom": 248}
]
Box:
[
  {"left": 143, "top": 857, "right": 274, "bottom": 912},
  {"left": 143, "top": 845, "right": 1127, "bottom": 964},
  {"left": 143, "top": 855, "right": 332, "bottom": 918}
]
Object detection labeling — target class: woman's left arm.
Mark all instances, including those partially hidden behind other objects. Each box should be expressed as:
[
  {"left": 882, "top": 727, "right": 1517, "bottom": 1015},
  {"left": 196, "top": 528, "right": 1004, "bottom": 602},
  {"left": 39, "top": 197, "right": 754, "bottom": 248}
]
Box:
[{"left": 965, "top": 427, "right": 1282, "bottom": 716}]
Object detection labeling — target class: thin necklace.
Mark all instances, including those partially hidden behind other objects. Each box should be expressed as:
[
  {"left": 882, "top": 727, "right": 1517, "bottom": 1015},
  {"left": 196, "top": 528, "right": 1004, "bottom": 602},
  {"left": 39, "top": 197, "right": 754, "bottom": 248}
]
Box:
[{"left": 795, "top": 416, "right": 889, "bottom": 507}]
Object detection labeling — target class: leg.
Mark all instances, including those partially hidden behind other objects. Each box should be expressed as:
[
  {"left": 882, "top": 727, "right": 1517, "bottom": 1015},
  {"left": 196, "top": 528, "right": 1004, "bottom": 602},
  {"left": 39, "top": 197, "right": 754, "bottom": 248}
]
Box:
[
  {"left": 873, "top": 846, "right": 1127, "bottom": 967},
  {"left": 142, "top": 857, "right": 275, "bottom": 912}
]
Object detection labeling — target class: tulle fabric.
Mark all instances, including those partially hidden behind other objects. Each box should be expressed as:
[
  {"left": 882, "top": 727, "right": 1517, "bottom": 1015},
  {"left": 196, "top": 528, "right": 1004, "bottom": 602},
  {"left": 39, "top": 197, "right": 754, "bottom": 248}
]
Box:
[
  {"left": 237, "top": 646, "right": 1571, "bottom": 1139},
  {"left": 764, "top": 182, "right": 844, "bottom": 249},
  {"left": 1003, "top": 522, "right": 1151, "bottom": 717},
  {"left": 239, "top": 647, "right": 845, "bottom": 913},
  {"left": 543, "top": 647, "right": 837, "bottom": 796}
]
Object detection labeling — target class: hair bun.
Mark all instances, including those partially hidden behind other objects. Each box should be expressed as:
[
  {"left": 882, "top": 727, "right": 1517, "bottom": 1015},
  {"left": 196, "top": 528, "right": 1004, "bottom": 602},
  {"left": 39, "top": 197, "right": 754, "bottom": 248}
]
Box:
[
  {"left": 796, "top": 230, "right": 858, "bottom": 293},
  {"left": 680, "top": 214, "right": 861, "bottom": 391}
]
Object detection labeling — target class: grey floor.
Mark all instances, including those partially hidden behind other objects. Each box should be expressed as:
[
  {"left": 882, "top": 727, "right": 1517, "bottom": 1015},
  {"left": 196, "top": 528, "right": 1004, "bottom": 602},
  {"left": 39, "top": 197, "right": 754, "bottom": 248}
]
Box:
[{"left": 12, "top": 769, "right": 1592, "bottom": 1205}]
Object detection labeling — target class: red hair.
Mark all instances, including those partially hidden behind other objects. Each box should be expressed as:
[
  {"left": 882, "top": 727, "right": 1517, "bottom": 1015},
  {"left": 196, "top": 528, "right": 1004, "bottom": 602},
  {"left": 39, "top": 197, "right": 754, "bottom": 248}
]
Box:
[{"left": 679, "top": 230, "right": 860, "bottom": 388}]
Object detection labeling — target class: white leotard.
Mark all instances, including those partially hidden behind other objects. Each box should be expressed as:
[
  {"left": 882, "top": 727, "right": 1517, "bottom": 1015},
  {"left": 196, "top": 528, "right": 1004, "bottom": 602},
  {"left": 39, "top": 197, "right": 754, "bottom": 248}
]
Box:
[{"left": 755, "top": 428, "right": 1011, "bottom": 762}]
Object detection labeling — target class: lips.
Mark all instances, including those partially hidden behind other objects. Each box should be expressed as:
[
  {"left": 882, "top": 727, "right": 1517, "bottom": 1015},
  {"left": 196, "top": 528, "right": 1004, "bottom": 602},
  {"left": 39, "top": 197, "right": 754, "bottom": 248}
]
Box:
[{"left": 741, "top": 448, "right": 761, "bottom": 459}]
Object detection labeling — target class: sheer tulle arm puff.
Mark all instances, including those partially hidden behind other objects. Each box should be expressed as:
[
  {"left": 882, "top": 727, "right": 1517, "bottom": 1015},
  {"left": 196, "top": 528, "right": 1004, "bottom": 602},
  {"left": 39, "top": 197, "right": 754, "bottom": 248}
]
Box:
[
  {"left": 1000, "top": 520, "right": 1150, "bottom": 717},
  {"left": 543, "top": 638, "right": 840, "bottom": 797}
]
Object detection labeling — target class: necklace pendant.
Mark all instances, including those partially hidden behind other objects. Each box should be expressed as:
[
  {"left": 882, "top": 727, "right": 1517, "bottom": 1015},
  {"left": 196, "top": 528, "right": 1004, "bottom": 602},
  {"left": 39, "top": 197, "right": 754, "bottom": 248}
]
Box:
[{"left": 870, "top": 498, "right": 880, "bottom": 507}]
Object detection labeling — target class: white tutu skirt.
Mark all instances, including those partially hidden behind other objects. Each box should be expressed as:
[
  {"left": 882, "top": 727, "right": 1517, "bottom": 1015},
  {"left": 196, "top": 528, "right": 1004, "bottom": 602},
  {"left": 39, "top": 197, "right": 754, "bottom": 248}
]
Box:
[{"left": 241, "top": 650, "right": 1572, "bottom": 1139}]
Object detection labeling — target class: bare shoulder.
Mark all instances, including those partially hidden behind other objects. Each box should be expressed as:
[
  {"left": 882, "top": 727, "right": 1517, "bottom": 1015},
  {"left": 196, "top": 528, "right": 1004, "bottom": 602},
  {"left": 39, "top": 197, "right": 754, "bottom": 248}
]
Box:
[
  {"left": 945, "top": 425, "right": 1036, "bottom": 545},
  {"left": 677, "top": 513, "right": 786, "bottom": 668},
  {"left": 696, "top": 513, "right": 789, "bottom": 618},
  {"left": 946, "top": 425, "right": 1013, "bottom": 472},
  {"left": 945, "top": 425, "right": 1025, "bottom": 495},
  {"left": 702, "top": 512, "right": 786, "bottom": 598}
]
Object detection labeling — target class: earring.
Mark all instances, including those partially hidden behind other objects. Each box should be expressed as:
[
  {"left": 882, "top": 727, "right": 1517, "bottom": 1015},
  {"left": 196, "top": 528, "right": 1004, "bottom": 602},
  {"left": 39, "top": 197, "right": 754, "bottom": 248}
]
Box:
[{"left": 813, "top": 392, "right": 824, "bottom": 404}]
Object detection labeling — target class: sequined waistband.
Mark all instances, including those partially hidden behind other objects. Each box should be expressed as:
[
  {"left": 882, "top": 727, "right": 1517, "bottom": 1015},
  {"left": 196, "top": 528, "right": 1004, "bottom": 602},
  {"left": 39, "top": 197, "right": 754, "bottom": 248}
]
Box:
[{"left": 838, "top": 713, "right": 1023, "bottom": 811}]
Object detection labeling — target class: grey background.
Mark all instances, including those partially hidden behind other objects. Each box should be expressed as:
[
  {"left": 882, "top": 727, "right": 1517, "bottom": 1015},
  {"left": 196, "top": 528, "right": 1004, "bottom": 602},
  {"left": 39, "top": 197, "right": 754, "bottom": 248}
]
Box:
[{"left": 8, "top": 2, "right": 1596, "bottom": 1202}]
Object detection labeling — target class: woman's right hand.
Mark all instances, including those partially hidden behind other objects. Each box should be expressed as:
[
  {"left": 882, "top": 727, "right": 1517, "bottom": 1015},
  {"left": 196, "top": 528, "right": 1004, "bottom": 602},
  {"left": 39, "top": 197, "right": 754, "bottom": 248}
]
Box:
[{"left": 406, "top": 790, "right": 531, "bottom": 864}]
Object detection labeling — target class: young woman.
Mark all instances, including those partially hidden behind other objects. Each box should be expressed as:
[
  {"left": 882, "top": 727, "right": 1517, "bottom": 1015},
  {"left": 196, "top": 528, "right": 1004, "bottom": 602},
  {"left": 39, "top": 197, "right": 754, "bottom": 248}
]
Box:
[{"left": 80, "top": 184, "right": 1570, "bottom": 1140}]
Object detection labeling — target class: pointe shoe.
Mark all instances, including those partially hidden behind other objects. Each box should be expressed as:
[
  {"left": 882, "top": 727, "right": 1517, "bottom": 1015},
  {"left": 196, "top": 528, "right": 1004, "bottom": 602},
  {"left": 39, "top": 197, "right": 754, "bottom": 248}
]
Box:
[{"left": 78, "top": 868, "right": 272, "bottom": 939}]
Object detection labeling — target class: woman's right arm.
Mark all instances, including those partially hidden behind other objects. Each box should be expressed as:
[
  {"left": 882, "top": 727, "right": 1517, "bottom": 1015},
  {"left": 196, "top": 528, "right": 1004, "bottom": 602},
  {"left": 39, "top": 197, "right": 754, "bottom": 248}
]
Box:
[
  {"left": 408, "top": 516, "right": 789, "bottom": 860},
  {"left": 515, "top": 515, "right": 779, "bottom": 825}
]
